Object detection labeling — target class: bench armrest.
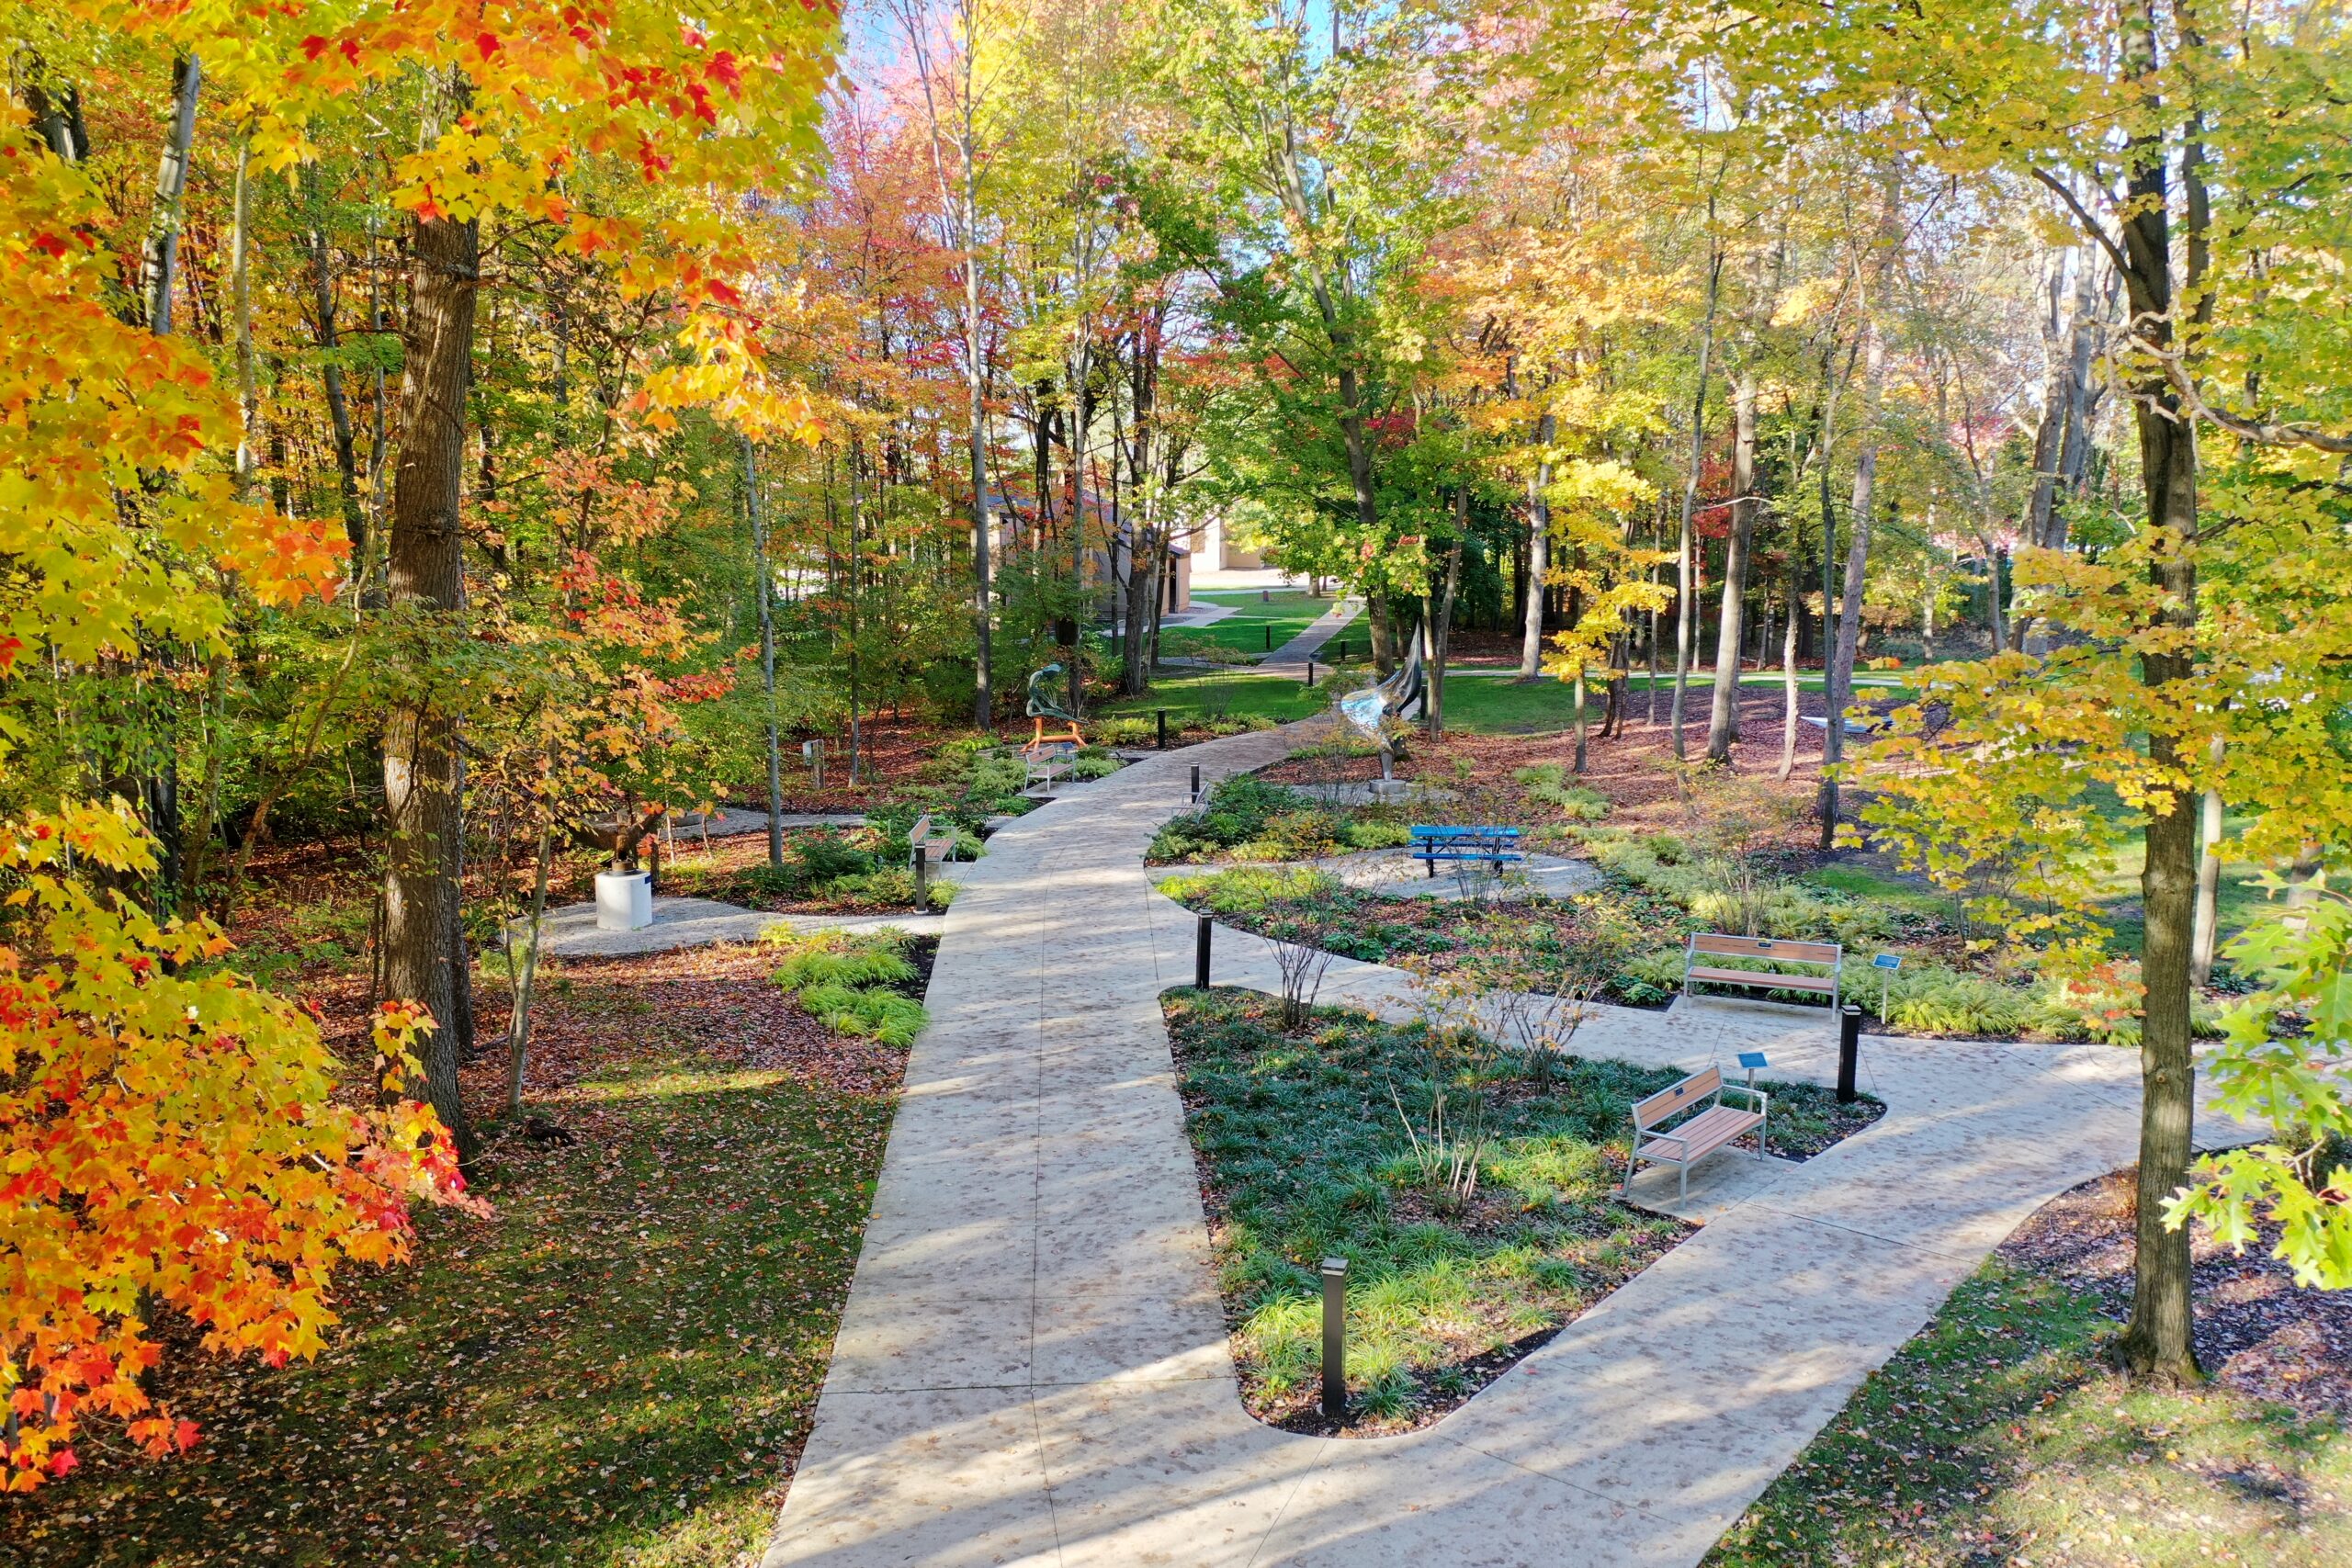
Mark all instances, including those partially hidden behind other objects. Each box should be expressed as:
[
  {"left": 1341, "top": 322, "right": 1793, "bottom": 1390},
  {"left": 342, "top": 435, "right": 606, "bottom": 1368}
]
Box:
[
  {"left": 1717, "top": 1084, "right": 1771, "bottom": 1113},
  {"left": 1634, "top": 1129, "right": 1690, "bottom": 1154}
]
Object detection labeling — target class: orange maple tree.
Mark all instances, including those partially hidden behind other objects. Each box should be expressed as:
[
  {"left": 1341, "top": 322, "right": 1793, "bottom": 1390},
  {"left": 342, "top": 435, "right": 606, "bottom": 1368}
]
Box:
[{"left": 0, "top": 102, "right": 472, "bottom": 1488}]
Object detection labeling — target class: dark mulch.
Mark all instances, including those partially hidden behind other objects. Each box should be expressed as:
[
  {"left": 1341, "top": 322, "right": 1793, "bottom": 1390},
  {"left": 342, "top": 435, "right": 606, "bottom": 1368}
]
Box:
[{"left": 1997, "top": 1166, "right": 2352, "bottom": 1417}]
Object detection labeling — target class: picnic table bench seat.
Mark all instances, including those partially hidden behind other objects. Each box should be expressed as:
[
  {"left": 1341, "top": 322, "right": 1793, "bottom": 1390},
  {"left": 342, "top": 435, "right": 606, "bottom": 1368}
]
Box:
[{"left": 1408, "top": 824, "right": 1523, "bottom": 877}]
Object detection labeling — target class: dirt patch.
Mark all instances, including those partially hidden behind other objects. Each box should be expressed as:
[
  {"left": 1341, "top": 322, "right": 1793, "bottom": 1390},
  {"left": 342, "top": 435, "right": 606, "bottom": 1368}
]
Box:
[{"left": 1997, "top": 1166, "right": 2352, "bottom": 1418}]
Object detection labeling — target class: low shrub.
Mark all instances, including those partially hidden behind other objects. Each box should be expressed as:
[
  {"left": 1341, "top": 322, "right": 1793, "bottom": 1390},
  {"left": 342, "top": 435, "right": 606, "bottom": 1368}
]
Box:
[
  {"left": 1071, "top": 754, "right": 1121, "bottom": 781},
  {"left": 769, "top": 929, "right": 930, "bottom": 1047},
  {"left": 1159, "top": 865, "right": 1341, "bottom": 917},
  {"left": 1512, "top": 762, "right": 1611, "bottom": 822}
]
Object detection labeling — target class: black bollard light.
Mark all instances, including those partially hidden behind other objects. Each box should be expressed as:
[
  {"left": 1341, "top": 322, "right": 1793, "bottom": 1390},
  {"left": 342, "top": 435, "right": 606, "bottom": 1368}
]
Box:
[
  {"left": 1195, "top": 912, "right": 1212, "bottom": 990},
  {"left": 1190, "top": 763, "right": 1202, "bottom": 803},
  {"left": 1306, "top": 658, "right": 1316, "bottom": 688},
  {"left": 1157, "top": 708, "right": 1168, "bottom": 750},
  {"left": 1264, "top": 624, "right": 1272, "bottom": 651},
  {"left": 910, "top": 841, "right": 928, "bottom": 909},
  {"left": 1321, "top": 1256, "right": 1349, "bottom": 1422},
  {"left": 1838, "top": 1004, "right": 1862, "bottom": 1103}
]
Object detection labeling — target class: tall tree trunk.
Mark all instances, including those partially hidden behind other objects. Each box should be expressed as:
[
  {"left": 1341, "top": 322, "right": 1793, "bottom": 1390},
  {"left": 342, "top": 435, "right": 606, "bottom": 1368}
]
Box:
[
  {"left": 1706, "top": 358, "right": 1760, "bottom": 761},
  {"left": 138, "top": 54, "right": 201, "bottom": 333},
  {"left": 745, "top": 439, "right": 785, "bottom": 868},
  {"left": 2113, "top": 3, "right": 2204, "bottom": 1382},
  {"left": 382, "top": 96, "right": 481, "bottom": 1162},
  {"left": 1780, "top": 548, "right": 1803, "bottom": 781},
  {"left": 1817, "top": 188, "right": 1896, "bottom": 851},
  {"left": 1518, "top": 410, "right": 1555, "bottom": 679},
  {"left": 305, "top": 171, "right": 366, "bottom": 560},
  {"left": 503, "top": 817, "right": 553, "bottom": 1116},
  {"left": 1669, "top": 239, "right": 1724, "bottom": 758},
  {"left": 1425, "top": 511, "right": 1464, "bottom": 736},
  {"left": 1816, "top": 306, "right": 1884, "bottom": 852}
]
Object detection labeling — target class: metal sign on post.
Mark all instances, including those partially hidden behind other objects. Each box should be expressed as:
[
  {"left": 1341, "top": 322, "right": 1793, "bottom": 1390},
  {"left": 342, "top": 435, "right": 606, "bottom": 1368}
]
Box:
[
  {"left": 1736, "top": 1049, "right": 1769, "bottom": 1100},
  {"left": 1871, "top": 952, "right": 1903, "bottom": 1020},
  {"left": 801, "top": 738, "right": 823, "bottom": 789}
]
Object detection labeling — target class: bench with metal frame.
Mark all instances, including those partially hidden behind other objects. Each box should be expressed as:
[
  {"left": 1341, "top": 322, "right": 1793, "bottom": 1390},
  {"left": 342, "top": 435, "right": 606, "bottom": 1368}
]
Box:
[
  {"left": 908, "top": 812, "right": 960, "bottom": 908},
  {"left": 1407, "top": 824, "right": 1523, "bottom": 878},
  {"left": 1621, "top": 1066, "right": 1770, "bottom": 1199},
  {"left": 1681, "top": 932, "right": 1843, "bottom": 1010}
]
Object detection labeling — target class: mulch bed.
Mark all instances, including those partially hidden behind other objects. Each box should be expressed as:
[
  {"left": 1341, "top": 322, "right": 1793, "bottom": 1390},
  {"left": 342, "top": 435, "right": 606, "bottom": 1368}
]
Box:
[{"left": 1997, "top": 1167, "right": 2352, "bottom": 1417}]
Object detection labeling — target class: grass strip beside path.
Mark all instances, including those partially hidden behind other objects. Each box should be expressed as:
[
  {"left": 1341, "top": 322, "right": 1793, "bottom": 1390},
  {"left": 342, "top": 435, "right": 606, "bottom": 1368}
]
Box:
[{"left": 1708, "top": 1210, "right": 2352, "bottom": 1567}]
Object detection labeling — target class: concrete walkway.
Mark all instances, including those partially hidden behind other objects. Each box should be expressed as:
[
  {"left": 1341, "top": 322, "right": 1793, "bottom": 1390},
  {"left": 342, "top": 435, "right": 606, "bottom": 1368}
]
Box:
[
  {"left": 762, "top": 723, "right": 2247, "bottom": 1568},
  {"left": 524, "top": 896, "right": 944, "bottom": 959},
  {"left": 1259, "top": 599, "right": 1363, "bottom": 679}
]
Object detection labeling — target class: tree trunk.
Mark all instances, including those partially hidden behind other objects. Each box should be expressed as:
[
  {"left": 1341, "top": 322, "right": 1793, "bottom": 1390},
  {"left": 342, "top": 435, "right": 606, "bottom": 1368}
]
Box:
[
  {"left": 138, "top": 54, "right": 201, "bottom": 333},
  {"left": 382, "top": 125, "right": 481, "bottom": 1163},
  {"left": 1780, "top": 552, "right": 1803, "bottom": 781},
  {"left": 2114, "top": 6, "right": 2203, "bottom": 1379},
  {"left": 503, "top": 817, "right": 553, "bottom": 1117},
  {"left": 1518, "top": 411, "right": 1555, "bottom": 679},
  {"left": 1706, "top": 359, "right": 1760, "bottom": 761},
  {"left": 305, "top": 172, "right": 366, "bottom": 560},
  {"left": 1669, "top": 241, "right": 1724, "bottom": 758},
  {"left": 1817, "top": 265, "right": 1891, "bottom": 852},
  {"left": 745, "top": 439, "right": 785, "bottom": 868},
  {"left": 1426, "top": 514, "right": 1464, "bottom": 736}
]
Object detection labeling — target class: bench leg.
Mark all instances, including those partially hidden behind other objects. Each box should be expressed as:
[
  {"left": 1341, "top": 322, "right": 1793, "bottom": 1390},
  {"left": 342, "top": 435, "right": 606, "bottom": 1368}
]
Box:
[{"left": 1679, "top": 1160, "right": 1689, "bottom": 1200}]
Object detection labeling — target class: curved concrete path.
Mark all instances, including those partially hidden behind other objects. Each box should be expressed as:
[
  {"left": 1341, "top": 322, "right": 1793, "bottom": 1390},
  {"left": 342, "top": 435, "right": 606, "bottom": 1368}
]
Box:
[
  {"left": 762, "top": 725, "right": 2249, "bottom": 1568},
  {"left": 1260, "top": 599, "right": 1363, "bottom": 678}
]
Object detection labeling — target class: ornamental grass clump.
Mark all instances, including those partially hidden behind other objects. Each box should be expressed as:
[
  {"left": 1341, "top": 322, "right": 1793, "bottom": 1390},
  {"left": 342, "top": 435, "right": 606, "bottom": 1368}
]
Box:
[{"left": 769, "top": 929, "right": 929, "bottom": 1047}]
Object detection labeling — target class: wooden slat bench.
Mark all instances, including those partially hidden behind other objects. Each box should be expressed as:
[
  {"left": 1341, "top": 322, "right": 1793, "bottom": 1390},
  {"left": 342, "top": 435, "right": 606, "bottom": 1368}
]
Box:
[
  {"left": 1682, "top": 932, "right": 1843, "bottom": 1010},
  {"left": 1408, "top": 824, "right": 1523, "bottom": 878},
  {"left": 1621, "top": 1066, "right": 1770, "bottom": 1199}
]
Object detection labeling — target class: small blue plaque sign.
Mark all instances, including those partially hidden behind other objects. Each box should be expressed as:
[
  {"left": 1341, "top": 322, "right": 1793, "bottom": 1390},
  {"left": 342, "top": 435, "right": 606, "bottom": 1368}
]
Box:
[
  {"left": 1871, "top": 953, "right": 1904, "bottom": 971},
  {"left": 1736, "top": 1051, "right": 1769, "bottom": 1070}
]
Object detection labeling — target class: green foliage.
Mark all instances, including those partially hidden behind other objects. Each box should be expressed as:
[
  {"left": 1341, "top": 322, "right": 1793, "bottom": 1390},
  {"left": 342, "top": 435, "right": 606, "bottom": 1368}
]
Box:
[
  {"left": 1512, "top": 763, "right": 1610, "bottom": 822},
  {"left": 1148, "top": 774, "right": 1410, "bottom": 863},
  {"left": 2173, "top": 880, "right": 2352, "bottom": 1288},
  {"left": 769, "top": 929, "right": 931, "bottom": 1048}
]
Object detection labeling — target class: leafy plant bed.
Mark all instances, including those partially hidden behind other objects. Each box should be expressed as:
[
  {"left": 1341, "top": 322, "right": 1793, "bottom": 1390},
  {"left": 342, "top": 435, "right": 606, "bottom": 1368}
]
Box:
[
  {"left": 1159, "top": 865, "right": 1691, "bottom": 1008},
  {"left": 1164, "top": 987, "right": 1879, "bottom": 1436},
  {"left": 1707, "top": 1167, "right": 2352, "bottom": 1568},
  {"left": 652, "top": 824, "right": 960, "bottom": 914},
  {"left": 0, "top": 942, "right": 907, "bottom": 1568},
  {"left": 1148, "top": 775, "right": 1421, "bottom": 865}
]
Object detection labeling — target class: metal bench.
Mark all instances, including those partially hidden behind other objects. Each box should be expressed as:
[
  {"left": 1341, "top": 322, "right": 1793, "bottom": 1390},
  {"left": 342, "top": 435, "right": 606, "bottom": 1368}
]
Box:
[
  {"left": 908, "top": 813, "right": 960, "bottom": 908},
  {"left": 1682, "top": 932, "right": 1843, "bottom": 1010},
  {"left": 1407, "top": 824, "right": 1523, "bottom": 878},
  {"left": 1621, "top": 1066, "right": 1770, "bottom": 1198}
]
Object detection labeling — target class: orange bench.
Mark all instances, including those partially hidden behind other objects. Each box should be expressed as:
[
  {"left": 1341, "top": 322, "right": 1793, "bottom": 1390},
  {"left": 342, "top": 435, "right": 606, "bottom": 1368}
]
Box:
[
  {"left": 1682, "top": 932, "right": 1843, "bottom": 1010},
  {"left": 1621, "top": 1066, "right": 1770, "bottom": 1199}
]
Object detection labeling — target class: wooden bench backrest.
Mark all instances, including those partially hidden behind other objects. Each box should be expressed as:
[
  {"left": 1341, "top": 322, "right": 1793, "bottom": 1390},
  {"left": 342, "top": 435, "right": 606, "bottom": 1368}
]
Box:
[
  {"left": 1690, "top": 932, "right": 1841, "bottom": 966},
  {"left": 910, "top": 813, "right": 956, "bottom": 854},
  {"left": 1633, "top": 1066, "right": 1722, "bottom": 1129}
]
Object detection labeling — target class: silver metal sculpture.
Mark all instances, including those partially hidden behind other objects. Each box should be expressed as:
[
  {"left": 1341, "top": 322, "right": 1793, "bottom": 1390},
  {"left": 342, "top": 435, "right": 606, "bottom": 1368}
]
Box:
[{"left": 1337, "top": 639, "right": 1424, "bottom": 779}]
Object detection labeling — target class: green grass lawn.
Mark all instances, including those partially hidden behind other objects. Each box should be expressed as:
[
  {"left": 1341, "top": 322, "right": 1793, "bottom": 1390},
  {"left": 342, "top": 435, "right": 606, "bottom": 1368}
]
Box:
[
  {"left": 2, "top": 961, "right": 903, "bottom": 1568},
  {"left": 1436, "top": 668, "right": 1905, "bottom": 736},
  {"left": 1096, "top": 667, "right": 1333, "bottom": 730},
  {"left": 1167, "top": 987, "right": 1877, "bottom": 1433},
  {"left": 1706, "top": 1254, "right": 2352, "bottom": 1568},
  {"left": 1159, "top": 589, "right": 1351, "bottom": 660}
]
